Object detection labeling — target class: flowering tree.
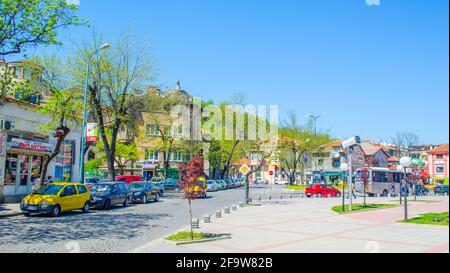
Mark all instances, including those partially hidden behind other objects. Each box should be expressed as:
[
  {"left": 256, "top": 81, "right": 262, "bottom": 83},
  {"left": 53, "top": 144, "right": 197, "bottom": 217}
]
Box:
[{"left": 178, "top": 155, "right": 205, "bottom": 240}]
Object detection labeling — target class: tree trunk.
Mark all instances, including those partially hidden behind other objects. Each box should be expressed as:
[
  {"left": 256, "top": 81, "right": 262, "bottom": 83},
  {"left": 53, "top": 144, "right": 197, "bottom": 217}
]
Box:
[
  {"left": 39, "top": 126, "right": 70, "bottom": 187},
  {"left": 188, "top": 199, "right": 193, "bottom": 240},
  {"left": 220, "top": 141, "right": 240, "bottom": 179}
]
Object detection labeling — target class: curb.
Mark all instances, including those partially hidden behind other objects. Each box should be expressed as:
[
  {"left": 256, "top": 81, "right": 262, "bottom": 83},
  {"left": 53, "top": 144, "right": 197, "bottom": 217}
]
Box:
[
  {"left": 169, "top": 235, "right": 232, "bottom": 246},
  {"left": 0, "top": 212, "right": 22, "bottom": 218}
]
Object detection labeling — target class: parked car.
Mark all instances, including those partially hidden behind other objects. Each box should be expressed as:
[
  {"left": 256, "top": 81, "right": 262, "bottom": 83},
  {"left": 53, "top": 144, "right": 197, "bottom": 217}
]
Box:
[
  {"left": 20, "top": 183, "right": 90, "bottom": 217},
  {"left": 149, "top": 178, "right": 165, "bottom": 197},
  {"left": 305, "top": 184, "right": 341, "bottom": 198},
  {"left": 129, "top": 182, "right": 160, "bottom": 203},
  {"left": 206, "top": 180, "right": 219, "bottom": 192},
  {"left": 434, "top": 184, "right": 449, "bottom": 195},
  {"left": 84, "top": 177, "right": 101, "bottom": 190},
  {"left": 115, "top": 175, "right": 142, "bottom": 184},
  {"left": 215, "top": 180, "right": 226, "bottom": 190},
  {"left": 90, "top": 182, "right": 132, "bottom": 210},
  {"left": 223, "top": 179, "right": 234, "bottom": 189},
  {"left": 162, "top": 178, "right": 181, "bottom": 192}
]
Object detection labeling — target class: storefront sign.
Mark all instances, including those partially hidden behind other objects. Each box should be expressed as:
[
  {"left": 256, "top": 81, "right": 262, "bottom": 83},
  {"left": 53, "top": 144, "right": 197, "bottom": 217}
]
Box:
[
  {"left": 86, "top": 123, "right": 99, "bottom": 142},
  {"left": 9, "top": 138, "right": 55, "bottom": 153}
]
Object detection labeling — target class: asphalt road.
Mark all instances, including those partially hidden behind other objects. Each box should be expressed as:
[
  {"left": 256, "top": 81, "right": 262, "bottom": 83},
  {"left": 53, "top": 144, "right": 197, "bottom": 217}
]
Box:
[{"left": 0, "top": 185, "right": 286, "bottom": 253}]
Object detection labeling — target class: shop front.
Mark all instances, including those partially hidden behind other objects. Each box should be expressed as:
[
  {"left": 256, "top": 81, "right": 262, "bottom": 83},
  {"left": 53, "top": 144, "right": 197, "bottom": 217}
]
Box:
[{"left": 1, "top": 138, "right": 55, "bottom": 202}]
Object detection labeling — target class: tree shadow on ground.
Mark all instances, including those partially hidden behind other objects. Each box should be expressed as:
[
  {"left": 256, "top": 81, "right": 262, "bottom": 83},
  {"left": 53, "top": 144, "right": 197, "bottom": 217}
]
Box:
[{"left": 0, "top": 210, "right": 171, "bottom": 245}]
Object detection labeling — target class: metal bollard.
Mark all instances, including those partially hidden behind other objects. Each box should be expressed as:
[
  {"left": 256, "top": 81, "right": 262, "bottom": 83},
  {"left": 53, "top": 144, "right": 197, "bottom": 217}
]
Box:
[
  {"left": 258, "top": 196, "right": 261, "bottom": 201},
  {"left": 268, "top": 196, "right": 272, "bottom": 200},
  {"left": 192, "top": 218, "right": 200, "bottom": 229},
  {"left": 224, "top": 206, "right": 230, "bottom": 214},
  {"left": 280, "top": 195, "right": 283, "bottom": 200},
  {"left": 204, "top": 214, "right": 211, "bottom": 224},
  {"left": 215, "top": 210, "right": 222, "bottom": 218}
]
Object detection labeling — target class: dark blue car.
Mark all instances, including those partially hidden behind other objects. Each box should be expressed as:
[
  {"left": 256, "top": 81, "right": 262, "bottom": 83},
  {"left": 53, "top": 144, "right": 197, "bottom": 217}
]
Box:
[
  {"left": 434, "top": 184, "right": 449, "bottom": 195},
  {"left": 129, "top": 181, "right": 160, "bottom": 204},
  {"left": 90, "top": 182, "right": 132, "bottom": 210},
  {"left": 162, "top": 178, "right": 181, "bottom": 192}
]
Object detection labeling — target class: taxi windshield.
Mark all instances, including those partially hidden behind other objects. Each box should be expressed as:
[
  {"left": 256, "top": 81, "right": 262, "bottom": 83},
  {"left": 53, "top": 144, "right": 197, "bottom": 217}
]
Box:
[{"left": 34, "top": 185, "right": 64, "bottom": 196}]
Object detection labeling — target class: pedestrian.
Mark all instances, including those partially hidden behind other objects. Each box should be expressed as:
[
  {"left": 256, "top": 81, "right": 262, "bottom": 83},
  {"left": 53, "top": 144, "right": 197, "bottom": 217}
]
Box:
[
  {"left": 44, "top": 176, "right": 52, "bottom": 185},
  {"left": 391, "top": 184, "right": 396, "bottom": 197},
  {"left": 352, "top": 184, "right": 357, "bottom": 199}
]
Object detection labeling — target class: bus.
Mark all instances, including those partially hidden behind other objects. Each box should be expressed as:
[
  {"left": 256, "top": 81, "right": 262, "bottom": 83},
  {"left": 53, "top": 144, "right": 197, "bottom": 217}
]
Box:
[{"left": 354, "top": 167, "right": 404, "bottom": 197}]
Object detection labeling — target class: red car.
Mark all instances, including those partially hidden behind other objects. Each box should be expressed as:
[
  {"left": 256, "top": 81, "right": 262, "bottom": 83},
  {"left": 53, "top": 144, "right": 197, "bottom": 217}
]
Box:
[
  {"left": 305, "top": 184, "right": 341, "bottom": 198},
  {"left": 115, "top": 175, "right": 142, "bottom": 184}
]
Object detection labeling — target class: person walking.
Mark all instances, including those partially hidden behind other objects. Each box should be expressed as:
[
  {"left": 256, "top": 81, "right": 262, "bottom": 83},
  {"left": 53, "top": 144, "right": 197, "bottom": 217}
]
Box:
[{"left": 391, "top": 184, "right": 396, "bottom": 197}]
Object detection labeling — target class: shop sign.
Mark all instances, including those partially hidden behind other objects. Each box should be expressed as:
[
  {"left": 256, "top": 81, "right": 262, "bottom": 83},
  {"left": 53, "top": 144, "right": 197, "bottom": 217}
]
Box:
[
  {"left": 9, "top": 138, "right": 55, "bottom": 153},
  {"left": 86, "top": 123, "right": 99, "bottom": 142}
]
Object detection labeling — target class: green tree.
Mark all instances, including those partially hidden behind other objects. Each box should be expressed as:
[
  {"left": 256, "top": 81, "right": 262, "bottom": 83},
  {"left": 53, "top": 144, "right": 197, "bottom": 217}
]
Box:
[
  {"left": 71, "top": 30, "right": 155, "bottom": 181},
  {"left": 0, "top": 0, "right": 85, "bottom": 56},
  {"left": 25, "top": 54, "right": 83, "bottom": 186}
]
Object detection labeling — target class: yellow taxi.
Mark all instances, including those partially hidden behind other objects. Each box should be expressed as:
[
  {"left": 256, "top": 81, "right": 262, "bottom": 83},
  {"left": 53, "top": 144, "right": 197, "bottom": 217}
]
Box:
[
  {"left": 424, "top": 182, "right": 438, "bottom": 191},
  {"left": 20, "top": 183, "right": 90, "bottom": 217},
  {"left": 186, "top": 177, "right": 207, "bottom": 198}
]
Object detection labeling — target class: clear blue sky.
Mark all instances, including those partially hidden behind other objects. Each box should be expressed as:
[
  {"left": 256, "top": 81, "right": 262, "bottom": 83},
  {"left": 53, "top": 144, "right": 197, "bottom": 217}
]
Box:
[{"left": 39, "top": 0, "right": 450, "bottom": 144}]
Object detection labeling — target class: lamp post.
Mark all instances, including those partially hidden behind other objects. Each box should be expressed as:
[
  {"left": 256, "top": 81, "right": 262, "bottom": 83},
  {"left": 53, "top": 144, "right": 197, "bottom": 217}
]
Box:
[
  {"left": 79, "top": 43, "right": 110, "bottom": 184},
  {"left": 397, "top": 165, "right": 404, "bottom": 205},
  {"left": 400, "top": 156, "right": 412, "bottom": 221},
  {"left": 340, "top": 163, "right": 349, "bottom": 212},
  {"left": 305, "top": 113, "right": 326, "bottom": 136}
]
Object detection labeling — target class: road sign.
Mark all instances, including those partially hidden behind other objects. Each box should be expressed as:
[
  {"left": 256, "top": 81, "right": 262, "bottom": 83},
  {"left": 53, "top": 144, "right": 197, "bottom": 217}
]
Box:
[
  {"left": 269, "top": 170, "right": 274, "bottom": 176},
  {"left": 239, "top": 164, "right": 250, "bottom": 176}
]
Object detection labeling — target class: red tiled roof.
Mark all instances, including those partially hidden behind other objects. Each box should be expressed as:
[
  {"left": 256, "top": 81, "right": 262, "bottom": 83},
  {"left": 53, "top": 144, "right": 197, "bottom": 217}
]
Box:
[
  {"left": 232, "top": 157, "right": 251, "bottom": 166},
  {"left": 327, "top": 140, "right": 342, "bottom": 148},
  {"left": 428, "top": 144, "right": 449, "bottom": 155}
]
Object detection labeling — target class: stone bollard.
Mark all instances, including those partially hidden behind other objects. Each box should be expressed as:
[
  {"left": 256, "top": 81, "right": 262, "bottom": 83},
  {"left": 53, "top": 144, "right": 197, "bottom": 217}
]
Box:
[
  {"left": 280, "top": 195, "right": 283, "bottom": 200},
  {"left": 192, "top": 218, "right": 200, "bottom": 229},
  {"left": 289, "top": 194, "right": 293, "bottom": 199},
  {"left": 232, "top": 205, "right": 238, "bottom": 212},
  {"left": 215, "top": 210, "right": 222, "bottom": 218},
  {"left": 248, "top": 198, "right": 253, "bottom": 203},
  {"left": 257, "top": 196, "right": 262, "bottom": 201},
  {"left": 204, "top": 214, "right": 211, "bottom": 224},
  {"left": 224, "top": 206, "right": 231, "bottom": 214},
  {"left": 268, "top": 196, "right": 272, "bottom": 200},
  {"left": 239, "top": 202, "right": 244, "bottom": 208}
]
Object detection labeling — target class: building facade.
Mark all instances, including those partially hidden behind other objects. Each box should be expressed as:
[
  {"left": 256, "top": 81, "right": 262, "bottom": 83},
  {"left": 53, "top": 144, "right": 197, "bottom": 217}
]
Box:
[{"left": 428, "top": 144, "right": 449, "bottom": 181}]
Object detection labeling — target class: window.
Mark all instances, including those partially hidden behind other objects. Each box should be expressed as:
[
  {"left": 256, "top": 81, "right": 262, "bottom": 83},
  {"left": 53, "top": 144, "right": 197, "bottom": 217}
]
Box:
[
  {"left": 145, "top": 150, "right": 159, "bottom": 161},
  {"left": 62, "top": 186, "right": 77, "bottom": 197},
  {"left": 372, "top": 171, "right": 388, "bottom": 183},
  {"left": 436, "top": 165, "right": 445, "bottom": 174},
  {"left": 4, "top": 154, "right": 18, "bottom": 186},
  {"left": 332, "top": 159, "right": 341, "bottom": 168},
  {"left": 145, "top": 124, "right": 159, "bottom": 136},
  {"left": 77, "top": 185, "right": 88, "bottom": 194},
  {"left": 170, "top": 151, "right": 183, "bottom": 162},
  {"left": 55, "top": 140, "right": 75, "bottom": 182},
  {"left": 436, "top": 154, "right": 444, "bottom": 160},
  {"left": 317, "top": 159, "right": 324, "bottom": 168}
]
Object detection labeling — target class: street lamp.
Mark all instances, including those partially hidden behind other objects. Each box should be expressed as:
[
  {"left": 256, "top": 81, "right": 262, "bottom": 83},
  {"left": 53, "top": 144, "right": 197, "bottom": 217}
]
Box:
[
  {"left": 340, "top": 163, "right": 349, "bottom": 212},
  {"left": 79, "top": 43, "right": 110, "bottom": 184},
  {"left": 396, "top": 165, "right": 404, "bottom": 205},
  {"left": 400, "top": 156, "right": 412, "bottom": 221},
  {"left": 305, "top": 113, "right": 326, "bottom": 136}
]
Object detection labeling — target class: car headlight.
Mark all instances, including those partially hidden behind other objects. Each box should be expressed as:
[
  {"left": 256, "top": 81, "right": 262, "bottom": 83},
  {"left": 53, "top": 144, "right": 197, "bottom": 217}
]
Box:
[{"left": 134, "top": 191, "right": 142, "bottom": 196}]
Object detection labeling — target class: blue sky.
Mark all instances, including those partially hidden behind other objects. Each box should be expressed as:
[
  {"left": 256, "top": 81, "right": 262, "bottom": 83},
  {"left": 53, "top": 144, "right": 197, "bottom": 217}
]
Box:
[{"left": 34, "top": 0, "right": 450, "bottom": 144}]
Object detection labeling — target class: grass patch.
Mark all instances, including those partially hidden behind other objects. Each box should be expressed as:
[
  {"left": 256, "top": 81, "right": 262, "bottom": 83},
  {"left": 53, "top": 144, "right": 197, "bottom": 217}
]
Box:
[
  {"left": 332, "top": 203, "right": 397, "bottom": 214},
  {"left": 399, "top": 212, "right": 449, "bottom": 226},
  {"left": 166, "top": 231, "right": 205, "bottom": 241}
]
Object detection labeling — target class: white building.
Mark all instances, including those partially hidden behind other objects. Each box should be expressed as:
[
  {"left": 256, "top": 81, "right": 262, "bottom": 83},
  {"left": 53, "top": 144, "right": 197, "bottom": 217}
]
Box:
[{"left": 0, "top": 60, "right": 82, "bottom": 203}]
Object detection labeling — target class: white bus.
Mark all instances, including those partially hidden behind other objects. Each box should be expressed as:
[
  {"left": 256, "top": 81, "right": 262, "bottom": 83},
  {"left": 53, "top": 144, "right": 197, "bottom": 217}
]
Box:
[{"left": 355, "top": 167, "right": 404, "bottom": 197}]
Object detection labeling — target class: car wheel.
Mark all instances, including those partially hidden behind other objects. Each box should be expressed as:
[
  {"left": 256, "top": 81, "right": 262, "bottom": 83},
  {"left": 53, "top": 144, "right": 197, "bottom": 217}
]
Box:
[
  {"left": 123, "top": 197, "right": 130, "bottom": 207},
  {"left": 159, "top": 190, "right": 164, "bottom": 197},
  {"left": 142, "top": 194, "right": 147, "bottom": 204},
  {"left": 103, "top": 199, "right": 111, "bottom": 210},
  {"left": 382, "top": 190, "right": 388, "bottom": 197},
  {"left": 50, "top": 205, "right": 60, "bottom": 217},
  {"left": 154, "top": 193, "right": 159, "bottom": 202},
  {"left": 317, "top": 193, "right": 322, "bottom": 198},
  {"left": 336, "top": 193, "right": 342, "bottom": 198},
  {"left": 82, "top": 202, "right": 90, "bottom": 213}
]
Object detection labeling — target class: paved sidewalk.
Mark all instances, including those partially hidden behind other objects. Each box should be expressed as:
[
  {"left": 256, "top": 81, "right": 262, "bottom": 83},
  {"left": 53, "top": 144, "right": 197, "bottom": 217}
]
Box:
[
  {"left": 0, "top": 203, "right": 21, "bottom": 218},
  {"left": 135, "top": 197, "right": 449, "bottom": 253}
]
